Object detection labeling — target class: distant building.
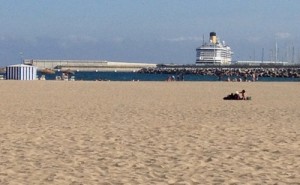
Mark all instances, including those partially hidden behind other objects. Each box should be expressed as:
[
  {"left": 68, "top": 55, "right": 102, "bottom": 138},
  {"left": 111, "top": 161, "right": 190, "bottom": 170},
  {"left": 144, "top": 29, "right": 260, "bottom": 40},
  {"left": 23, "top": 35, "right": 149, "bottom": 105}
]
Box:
[
  {"left": 6, "top": 64, "right": 37, "bottom": 80},
  {"left": 23, "top": 59, "right": 157, "bottom": 72},
  {"left": 233, "top": 60, "right": 290, "bottom": 65}
]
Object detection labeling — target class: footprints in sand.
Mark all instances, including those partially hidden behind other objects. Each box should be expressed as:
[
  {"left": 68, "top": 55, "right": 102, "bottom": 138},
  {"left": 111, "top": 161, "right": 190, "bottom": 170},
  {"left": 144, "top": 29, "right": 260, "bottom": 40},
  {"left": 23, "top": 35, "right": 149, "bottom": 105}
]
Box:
[{"left": 1, "top": 82, "right": 300, "bottom": 184}]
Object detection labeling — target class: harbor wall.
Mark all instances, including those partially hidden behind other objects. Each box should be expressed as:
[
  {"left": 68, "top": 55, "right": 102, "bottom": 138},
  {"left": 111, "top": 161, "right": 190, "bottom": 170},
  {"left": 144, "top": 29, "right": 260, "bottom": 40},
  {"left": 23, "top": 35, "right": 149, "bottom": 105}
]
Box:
[{"left": 23, "top": 59, "right": 157, "bottom": 72}]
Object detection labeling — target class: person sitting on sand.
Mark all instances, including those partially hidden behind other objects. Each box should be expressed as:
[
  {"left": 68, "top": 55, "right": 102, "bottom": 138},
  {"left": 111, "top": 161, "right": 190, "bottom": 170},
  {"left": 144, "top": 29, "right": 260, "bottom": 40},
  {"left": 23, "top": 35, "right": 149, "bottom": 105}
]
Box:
[
  {"left": 223, "top": 91, "right": 239, "bottom": 100},
  {"left": 233, "top": 91, "right": 239, "bottom": 100},
  {"left": 239, "top": 90, "right": 246, "bottom": 100},
  {"left": 223, "top": 90, "right": 249, "bottom": 100}
]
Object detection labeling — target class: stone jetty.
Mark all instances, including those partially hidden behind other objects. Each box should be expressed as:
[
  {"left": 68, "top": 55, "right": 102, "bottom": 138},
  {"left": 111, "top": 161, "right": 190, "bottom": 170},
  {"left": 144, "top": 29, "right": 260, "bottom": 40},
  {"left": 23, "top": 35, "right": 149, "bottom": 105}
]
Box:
[{"left": 138, "top": 64, "right": 300, "bottom": 80}]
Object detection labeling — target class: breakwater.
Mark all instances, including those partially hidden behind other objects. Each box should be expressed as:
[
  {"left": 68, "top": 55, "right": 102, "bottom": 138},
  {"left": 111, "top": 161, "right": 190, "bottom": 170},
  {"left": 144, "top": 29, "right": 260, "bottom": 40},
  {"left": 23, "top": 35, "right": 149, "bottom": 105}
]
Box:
[{"left": 138, "top": 64, "right": 300, "bottom": 81}]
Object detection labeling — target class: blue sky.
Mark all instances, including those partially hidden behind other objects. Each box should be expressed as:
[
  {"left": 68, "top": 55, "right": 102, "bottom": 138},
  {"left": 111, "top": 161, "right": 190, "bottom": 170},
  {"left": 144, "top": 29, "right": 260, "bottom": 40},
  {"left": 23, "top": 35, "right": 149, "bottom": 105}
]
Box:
[{"left": 1, "top": 0, "right": 300, "bottom": 66}]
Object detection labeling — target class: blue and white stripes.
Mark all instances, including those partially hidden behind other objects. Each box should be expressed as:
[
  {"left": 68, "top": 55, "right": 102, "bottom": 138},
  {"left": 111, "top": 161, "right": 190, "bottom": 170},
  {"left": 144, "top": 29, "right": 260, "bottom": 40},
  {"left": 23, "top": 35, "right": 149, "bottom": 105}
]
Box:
[{"left": 6, "top": 64, "right": 37, "bottom": 80}]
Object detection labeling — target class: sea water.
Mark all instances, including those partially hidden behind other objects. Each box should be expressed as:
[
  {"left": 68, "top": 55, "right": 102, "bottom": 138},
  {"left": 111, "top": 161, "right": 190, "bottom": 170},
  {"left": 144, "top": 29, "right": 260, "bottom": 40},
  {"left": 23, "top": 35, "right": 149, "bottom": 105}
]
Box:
[
  {"left": 37, "top": 71, "right": 300, "bottom": 82},
  {"left": 0, "top": 71, "right": 298, "bottom": 81}
]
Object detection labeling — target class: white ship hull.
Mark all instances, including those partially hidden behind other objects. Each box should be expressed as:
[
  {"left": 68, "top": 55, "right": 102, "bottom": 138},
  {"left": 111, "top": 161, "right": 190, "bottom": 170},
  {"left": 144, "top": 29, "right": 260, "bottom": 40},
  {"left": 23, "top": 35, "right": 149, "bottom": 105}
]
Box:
[{"left": 196, "top": 32, "right": 233, "bottom": 65}]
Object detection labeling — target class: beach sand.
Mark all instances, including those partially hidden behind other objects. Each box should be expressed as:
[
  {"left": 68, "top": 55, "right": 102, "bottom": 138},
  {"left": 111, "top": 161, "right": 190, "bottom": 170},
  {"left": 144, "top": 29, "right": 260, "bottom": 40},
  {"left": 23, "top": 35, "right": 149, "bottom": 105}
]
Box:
[{"left": 0, "top": 81, "right": 299, "bottom": 184}]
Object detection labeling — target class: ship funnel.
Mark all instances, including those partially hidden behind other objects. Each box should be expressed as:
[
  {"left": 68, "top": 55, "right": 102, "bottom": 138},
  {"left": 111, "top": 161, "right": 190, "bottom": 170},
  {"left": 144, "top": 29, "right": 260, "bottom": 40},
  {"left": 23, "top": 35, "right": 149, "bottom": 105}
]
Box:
[{"left": 210, "top": 32, "right": 217, "bottom": 44}]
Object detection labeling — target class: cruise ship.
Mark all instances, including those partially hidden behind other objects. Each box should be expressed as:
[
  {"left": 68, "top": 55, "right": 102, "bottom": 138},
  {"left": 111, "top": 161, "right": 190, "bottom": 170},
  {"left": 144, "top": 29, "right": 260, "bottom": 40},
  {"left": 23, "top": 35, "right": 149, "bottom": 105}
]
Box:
[{"left": 196, "top": 32, "right": 233, "bottom": 65}]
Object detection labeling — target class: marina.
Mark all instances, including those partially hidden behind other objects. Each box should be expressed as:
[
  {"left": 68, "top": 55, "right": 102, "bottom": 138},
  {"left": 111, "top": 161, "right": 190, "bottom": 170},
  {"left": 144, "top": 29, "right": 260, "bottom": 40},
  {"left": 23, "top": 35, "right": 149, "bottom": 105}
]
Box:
[{"left": 1, "top": 31, "right": 300, "bottom": 81}]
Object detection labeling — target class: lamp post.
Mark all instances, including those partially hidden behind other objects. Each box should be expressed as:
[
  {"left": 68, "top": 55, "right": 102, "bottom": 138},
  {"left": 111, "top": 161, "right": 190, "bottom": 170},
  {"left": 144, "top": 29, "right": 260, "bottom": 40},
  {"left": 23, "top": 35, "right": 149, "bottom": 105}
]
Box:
[{"left": 19, "top": 52, "right": 23, "bottom": 64}]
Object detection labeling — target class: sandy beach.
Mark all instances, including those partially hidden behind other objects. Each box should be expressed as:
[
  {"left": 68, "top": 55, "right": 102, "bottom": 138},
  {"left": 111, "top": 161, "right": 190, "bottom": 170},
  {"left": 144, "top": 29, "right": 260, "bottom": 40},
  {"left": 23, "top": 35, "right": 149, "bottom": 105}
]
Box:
[{"left": 0, "top": 81, "right": 299, "bottom": 184}]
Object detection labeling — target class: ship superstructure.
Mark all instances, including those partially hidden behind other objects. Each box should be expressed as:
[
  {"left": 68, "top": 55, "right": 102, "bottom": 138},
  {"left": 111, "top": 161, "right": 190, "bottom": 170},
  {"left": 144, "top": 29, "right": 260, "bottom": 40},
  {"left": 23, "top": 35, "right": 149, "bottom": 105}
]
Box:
[{"left": 196, "top": 32, "right": 233, "bottom": 65}]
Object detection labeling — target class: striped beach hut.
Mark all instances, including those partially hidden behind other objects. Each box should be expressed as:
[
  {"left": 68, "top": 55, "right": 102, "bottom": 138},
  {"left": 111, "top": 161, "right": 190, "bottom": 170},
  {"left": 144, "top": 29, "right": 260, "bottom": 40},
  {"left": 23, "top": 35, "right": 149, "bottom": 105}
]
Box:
[{"left": 6, "top": 64, "right": 37, "bottom": 80}]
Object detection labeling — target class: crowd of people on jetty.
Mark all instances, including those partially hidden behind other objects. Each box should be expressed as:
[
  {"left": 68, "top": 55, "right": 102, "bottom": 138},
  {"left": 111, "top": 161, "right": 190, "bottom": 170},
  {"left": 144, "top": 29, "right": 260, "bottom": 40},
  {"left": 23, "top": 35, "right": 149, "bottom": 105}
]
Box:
[{"left": 138, "top": 67, "right": 300, "bottom": 81}]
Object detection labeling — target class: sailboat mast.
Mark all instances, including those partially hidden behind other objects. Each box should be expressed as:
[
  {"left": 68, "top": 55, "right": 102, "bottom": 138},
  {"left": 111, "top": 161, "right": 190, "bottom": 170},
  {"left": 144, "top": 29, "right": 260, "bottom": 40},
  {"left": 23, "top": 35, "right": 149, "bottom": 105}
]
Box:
[
  {"left": 292, "top": 46, "right": 295, "bottom": 63},
  {"left": 275, "top": 41, "right": 278, "bottom": 63},
  {"left": 261, "top": 48, "right": 264, "bottom": 63}
]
